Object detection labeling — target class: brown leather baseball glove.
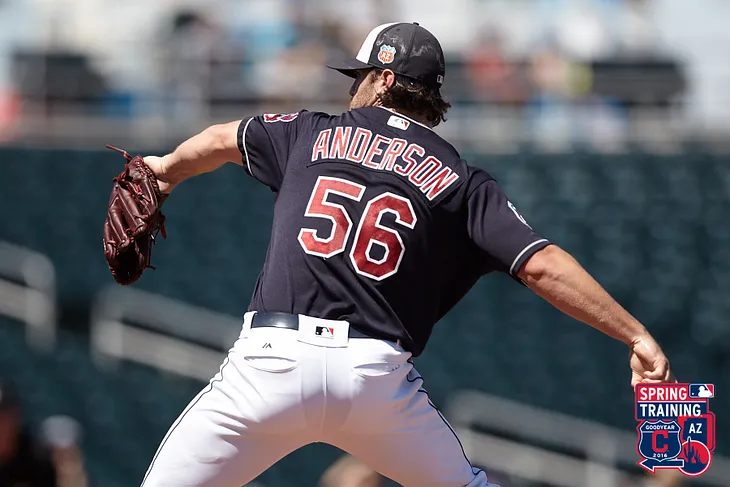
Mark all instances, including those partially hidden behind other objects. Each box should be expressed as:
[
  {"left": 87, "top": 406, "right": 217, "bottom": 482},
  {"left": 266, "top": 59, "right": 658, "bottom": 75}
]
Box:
[{"left": 103, "top": 145, "right": 168, "bottom": 285}]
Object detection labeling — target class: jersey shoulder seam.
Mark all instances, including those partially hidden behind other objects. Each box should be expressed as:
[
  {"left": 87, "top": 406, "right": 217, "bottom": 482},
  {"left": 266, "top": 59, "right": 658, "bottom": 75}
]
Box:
[{"left": 465, "top": 174, "right": 497, "bottom": 201}]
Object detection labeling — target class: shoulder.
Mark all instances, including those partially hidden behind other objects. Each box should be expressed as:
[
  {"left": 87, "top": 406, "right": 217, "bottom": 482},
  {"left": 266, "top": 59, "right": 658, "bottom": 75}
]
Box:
[
  {"left": 465, "top": 165, "right": 497, "bottom": 188},
  {"left": 245, "top": 110, "right": 335, "bottom": 147},
  {"left": 255, "top": 109, "right": 331, "bottom": 125},
  {"left": 442, "top": 161, "right": 497, "bottom": 198}
]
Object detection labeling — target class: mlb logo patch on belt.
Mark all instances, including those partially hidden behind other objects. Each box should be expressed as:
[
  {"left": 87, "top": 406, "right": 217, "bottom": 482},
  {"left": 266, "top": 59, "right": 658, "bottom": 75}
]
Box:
[
  {"left": 315, "top": 326, "right": 335, "bottom": 339},
  {"left": 297, "top": 315, "right": 349, "bottom": 347}
]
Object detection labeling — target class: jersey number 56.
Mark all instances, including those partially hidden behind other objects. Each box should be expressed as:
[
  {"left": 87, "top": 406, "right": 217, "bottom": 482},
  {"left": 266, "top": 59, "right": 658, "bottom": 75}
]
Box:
[{"left": 298, "top": 176, "right": 417, "bottom": 281}]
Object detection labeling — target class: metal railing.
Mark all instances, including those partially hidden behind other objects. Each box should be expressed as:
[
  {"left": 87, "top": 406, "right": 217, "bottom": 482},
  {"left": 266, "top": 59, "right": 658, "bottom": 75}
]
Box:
[
  {"left": 0, "top": 241, "right": 56, "bottom": 350},
  {"left": 90, "top": 285, "right": 241, "bottom": 381}
]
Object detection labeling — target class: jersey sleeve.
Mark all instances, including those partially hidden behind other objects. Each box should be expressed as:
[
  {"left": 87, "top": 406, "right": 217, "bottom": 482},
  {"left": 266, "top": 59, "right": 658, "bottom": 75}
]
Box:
[
  {"left": 237, "top": 110, "right": 313, "bottom": 191},
  {"left": 466, "top": 173, "right": 551, "bottom": 276}
]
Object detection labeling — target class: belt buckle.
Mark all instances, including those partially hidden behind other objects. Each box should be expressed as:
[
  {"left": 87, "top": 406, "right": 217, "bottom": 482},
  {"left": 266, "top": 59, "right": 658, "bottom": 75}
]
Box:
[{"left": 296, "top": 315, "right": 350, "bottom": 348}]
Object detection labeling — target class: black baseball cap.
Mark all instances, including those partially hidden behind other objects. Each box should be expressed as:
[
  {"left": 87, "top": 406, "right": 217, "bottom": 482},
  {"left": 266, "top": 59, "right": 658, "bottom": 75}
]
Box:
[{"left": 327, "top": 22, "right": 446, "bottom": 88}]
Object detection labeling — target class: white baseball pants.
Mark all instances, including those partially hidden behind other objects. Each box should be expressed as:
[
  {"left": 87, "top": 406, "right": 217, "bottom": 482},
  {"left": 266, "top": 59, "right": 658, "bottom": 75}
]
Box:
[{"left": 141, "top": 312, "right": 497, "bottom": 487}]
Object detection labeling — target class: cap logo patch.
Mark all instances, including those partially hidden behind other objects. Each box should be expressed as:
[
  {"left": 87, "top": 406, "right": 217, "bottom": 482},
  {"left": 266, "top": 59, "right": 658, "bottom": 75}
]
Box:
[
  {"left": 437, "top": 74, "right": 444, "bottom": 84},
  {"left": 378, "top": 45, "right": 396, "bottom": 64}
]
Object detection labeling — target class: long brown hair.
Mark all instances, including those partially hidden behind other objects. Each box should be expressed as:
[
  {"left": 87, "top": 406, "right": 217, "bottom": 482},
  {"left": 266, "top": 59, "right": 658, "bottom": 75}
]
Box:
[{"left": 374, "top": 69, "right": 451, "bottom": 127}]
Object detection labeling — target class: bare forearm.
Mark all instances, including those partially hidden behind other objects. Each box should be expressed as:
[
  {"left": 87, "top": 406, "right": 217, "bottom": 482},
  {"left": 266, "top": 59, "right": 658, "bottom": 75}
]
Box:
[
  {"left": 518, "top": 245, "right": 648, "bottom": 345},
  {"left": 146, "top": 121, "right": 242, "bottom": 191}
]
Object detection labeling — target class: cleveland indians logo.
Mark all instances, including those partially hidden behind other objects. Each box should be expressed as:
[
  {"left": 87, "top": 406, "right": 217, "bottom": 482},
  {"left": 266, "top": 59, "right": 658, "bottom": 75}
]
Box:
[
  {"left": 378, "top": 45, "right": 396, "bottom": 64},
  {"left": 263, "top": 113, "right": 299, "bottom": 123},
  {"left": 638, "top": 420, "right": 683, "bottom": 469}
]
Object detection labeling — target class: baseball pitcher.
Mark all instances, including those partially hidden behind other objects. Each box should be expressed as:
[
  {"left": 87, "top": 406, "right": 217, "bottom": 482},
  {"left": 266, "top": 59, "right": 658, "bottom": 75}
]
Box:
[{"left": 103, "top": 22, "right": 675, "bottom": 487}]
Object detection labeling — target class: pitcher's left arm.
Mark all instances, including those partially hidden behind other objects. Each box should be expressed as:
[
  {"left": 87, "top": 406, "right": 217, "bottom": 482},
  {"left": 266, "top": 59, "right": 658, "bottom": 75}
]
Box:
[{"left": 144, "top": 121, "right": 242, "bottom": 194}]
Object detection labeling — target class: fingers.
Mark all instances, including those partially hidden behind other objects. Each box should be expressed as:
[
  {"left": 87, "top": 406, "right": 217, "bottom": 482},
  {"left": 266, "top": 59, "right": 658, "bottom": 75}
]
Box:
[
  {"left": 631, "top": 335, "right": 676, "bottom": 381},
  {"left": 644, "top": 366, "right": 665, "bottom": 380},
  {"left": 641, "top": 378, "right": 664, "bottom": 384},
  {"left": 664, "top": 370, "right": 676, "bottom": 382},
  {"left": 640, "top": 365, "right": 671, "bottom": 384},
  {"left": 142, "top": 155, "right": 167, "bottom": 180},
  {"left": 632, "top": 376, "right": 667, "bottom": 388},
  {"left": 629, "top": 358, "right": 676, "bottom": 389},
  {"left": 660, "top": 363, "right": 677, "bottom": 383},
  {"left": 648, "top": 356, "right": 675, "bottom": 382},
  {"left": 629, "top": 338, "right": 676, "bottom": 388}
]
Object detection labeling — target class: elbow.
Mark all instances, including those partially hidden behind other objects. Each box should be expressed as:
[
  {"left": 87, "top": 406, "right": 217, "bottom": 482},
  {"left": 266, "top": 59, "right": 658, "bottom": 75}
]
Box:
[
  {"left": 203, "top": 120, "right": 243, "bottom": 165},
  {"left": 517, "top": 244, "right": 565, "bottom": 286},
  {"left": 204, "top": 123, "right": 232, "bottom": 153}
]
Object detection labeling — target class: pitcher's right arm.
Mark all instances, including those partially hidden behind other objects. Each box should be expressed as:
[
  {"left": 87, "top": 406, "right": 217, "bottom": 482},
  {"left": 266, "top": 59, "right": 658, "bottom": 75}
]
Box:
[{"left": 517, "top": 244, "right": 675, "bottom": 387}]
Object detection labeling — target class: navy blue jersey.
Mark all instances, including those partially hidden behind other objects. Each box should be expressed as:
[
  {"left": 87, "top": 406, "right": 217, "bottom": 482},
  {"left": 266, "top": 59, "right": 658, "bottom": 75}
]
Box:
[{"left": 237, "top": 106, "right": 550, "bottom": 356}]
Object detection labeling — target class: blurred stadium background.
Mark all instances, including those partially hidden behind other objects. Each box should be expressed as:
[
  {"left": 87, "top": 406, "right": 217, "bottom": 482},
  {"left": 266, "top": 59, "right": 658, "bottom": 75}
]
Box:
[{"left": 0, "top": 0, "right": 728, "bottom": 486}]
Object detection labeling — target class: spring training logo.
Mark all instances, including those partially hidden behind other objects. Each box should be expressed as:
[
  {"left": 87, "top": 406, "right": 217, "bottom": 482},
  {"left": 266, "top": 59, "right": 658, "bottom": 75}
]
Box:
[{"left": 636, "top": 383, "right": 716, "bottom": 476}]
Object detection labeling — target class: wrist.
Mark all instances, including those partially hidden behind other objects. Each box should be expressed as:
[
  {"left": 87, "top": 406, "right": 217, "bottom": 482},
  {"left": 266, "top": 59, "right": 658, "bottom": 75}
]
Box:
[
  {"left": 143, "top": 155, "right": 176, "bottom": 194},
  {"left": 157, "top": 179, "right": 176, "bottom": 195},
  {"left": 629, "top": 331, "right": 654, "bottom": 349},
  {"left": 158, "top": 154, "right": 175, "bottom": 183}
]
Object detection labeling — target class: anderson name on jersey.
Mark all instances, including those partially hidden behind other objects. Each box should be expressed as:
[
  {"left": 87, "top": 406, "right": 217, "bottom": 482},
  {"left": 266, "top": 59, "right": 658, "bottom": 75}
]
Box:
[{"left": 310, "top": 121, "right": 460, "bottom": 202}]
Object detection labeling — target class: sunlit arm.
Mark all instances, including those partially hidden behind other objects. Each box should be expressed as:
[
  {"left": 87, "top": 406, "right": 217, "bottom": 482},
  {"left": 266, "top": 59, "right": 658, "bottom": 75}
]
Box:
[
  {"left": 144, "top": 121, "right": 242, "bottom": 193},
  {"left": 518, "top": 245, "right": 646, "bottom": 344},
  {"left": 517, "top": 244, "right": 674, "bottom": 385}
]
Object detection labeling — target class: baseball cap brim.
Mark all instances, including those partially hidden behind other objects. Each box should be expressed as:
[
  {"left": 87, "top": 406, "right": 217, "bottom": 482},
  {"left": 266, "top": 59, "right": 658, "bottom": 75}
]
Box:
[{"left": 326, "top": 58, "right": 372, "bottom": 78}]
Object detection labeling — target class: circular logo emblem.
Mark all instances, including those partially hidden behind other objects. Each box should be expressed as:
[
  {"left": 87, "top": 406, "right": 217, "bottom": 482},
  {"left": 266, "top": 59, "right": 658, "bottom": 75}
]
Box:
[
  {"left": 678, "top": 438, "right": 712, "bottom": 476},
  {"left": 508, "top": 201, "right": 532, "bottom": 229}
]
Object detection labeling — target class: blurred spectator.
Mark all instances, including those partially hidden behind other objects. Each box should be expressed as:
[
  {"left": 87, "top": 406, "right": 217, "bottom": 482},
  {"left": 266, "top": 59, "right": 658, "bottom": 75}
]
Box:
[
  {"left": 160, "top": 10, "right": 216, "bottom": 123},
  {"left": 0, "top": 88, "right": 19, "bottom": 143},
  {"left": 0, "top": 380, "right": 57, "bottom": 487},
  {"left": 318, "top": 455, "right": 382, "bottom": 487},
  {"left": 465, "top": 29, "right": 528, "bottom": 103},
  {"left": 555, "top": 1, "right": 613, "bottom": 61},
  {"left": 40, "top": 416, "right": 88, "bottom": 487},
  {"left": 529, "top": 41, "right": 575, "bottom": 99},
  {"left": 524, "top": 40, "right": 576, "bottom": 150},
  {"left": 255, "top": 40, "right": 329, "bottom": 103},
  {"left": 160, "top": 10, "right": 247, "bottom": 124},
  {"left": 523, "top": 37, "right": 628, "bottom": 151},
  {"left": 253, "top": 16, "right": 355, "bottom": 104}
]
